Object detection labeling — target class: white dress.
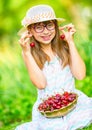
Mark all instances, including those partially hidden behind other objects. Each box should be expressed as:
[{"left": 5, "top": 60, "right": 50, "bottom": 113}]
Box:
[{"left": 15, "top": 56, "right": 92, "bottom": 130}]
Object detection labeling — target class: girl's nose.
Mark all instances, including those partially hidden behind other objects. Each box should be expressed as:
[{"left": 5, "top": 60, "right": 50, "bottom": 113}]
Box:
[{"left": 43, "top": 27, "right": 49, "bottom": 34}]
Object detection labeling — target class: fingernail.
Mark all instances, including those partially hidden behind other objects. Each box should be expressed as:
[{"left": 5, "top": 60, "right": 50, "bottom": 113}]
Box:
[{"left": 68, "top": 27, "right": 72, "bottom": 31}]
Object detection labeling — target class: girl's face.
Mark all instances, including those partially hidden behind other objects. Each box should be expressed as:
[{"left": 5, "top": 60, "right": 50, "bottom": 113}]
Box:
[{"left": 30, "top": 20, "right": 56, "bottom": 44}]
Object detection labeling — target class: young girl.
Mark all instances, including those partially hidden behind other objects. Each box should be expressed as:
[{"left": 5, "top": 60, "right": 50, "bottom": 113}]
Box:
[{"left": 16, "top": 4, "right": 92, "bottom": 130}]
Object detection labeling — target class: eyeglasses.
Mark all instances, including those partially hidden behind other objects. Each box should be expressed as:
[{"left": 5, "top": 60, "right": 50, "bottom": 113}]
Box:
[{"left": 32, "top": 21, "right": 55, "bottom": 33}]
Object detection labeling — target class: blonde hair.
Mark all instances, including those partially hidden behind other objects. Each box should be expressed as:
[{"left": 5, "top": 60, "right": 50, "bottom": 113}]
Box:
[{"left": 27, "top": 20, "right": 70, "bottom": 69}]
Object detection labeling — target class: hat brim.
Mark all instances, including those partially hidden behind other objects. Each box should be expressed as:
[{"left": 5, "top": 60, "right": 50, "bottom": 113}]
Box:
[{"left": 17, "top": 18, "right": 65, "bottom": 36}]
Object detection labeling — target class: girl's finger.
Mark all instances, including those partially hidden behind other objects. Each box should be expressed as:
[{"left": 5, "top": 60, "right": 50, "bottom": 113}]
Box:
[
  {"left": 68, "top": 27, "right": 72, "bottom": 31},
  {"left": 59, "top": 26, "right": 65, "bottom": 30},
  {"left": 24, "top": 38, "right": 30, "bottom": 45},
  {"left": 60, "top": 29, "right": 66, "bottom": 34},
  {"left": 62, "top": 23, "right": 73, "bottom": 28},
  {"left": 59, "top": 24, "right": 75, "bottom": 32},
  {"left": 21, "top": 32, "right": 32, "bottom": 41},
  {"left": 69, "top": 28, "right": 76, "bottom": 33},
  {"left": 19, "top": 37, "right": 30, "bottom": 46},
  {"left": 19, "top": 38, "right": 24, "bottom": 44}
]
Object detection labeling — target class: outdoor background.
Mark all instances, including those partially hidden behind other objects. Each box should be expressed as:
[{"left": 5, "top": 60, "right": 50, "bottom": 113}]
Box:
[{"left": 0, "top": 0, "right": 92, "bottom": 130}]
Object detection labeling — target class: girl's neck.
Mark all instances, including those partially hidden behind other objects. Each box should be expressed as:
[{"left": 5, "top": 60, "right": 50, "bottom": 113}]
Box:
[
  {"left": 41, "top": 43, "right": 56, "bottom": 60},
  {"left": 41, "top": 43, "right": 51, "bottom": 52}
]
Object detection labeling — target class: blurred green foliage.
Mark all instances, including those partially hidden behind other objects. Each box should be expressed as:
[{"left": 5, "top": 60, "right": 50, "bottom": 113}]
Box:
[{"left": 0, "top": 0, "right": 92, "bottom": 129}]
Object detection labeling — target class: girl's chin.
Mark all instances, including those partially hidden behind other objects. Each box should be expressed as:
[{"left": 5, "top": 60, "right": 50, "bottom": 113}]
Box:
[{"left": 41, "top": 41, "right": 51, "bottom": 45}]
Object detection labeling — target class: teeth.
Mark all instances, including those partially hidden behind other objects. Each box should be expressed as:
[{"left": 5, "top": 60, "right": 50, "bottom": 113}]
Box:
[{"left": 41, "top": 35, "right": 50, "bottom": 39}]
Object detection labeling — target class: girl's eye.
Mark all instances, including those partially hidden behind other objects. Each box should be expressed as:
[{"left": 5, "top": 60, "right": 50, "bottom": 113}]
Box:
[
  {"left": 47, "top": 22, "right": 55, "bottom": 28},
  {"left": 48, "top": 23, "right": 53, "bottom": 26},
  {"left": 36, "top": 26, "right": 43, "bottom": 30}
]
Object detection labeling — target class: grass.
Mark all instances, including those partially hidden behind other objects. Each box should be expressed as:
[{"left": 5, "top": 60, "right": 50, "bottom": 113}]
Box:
[{"left": 78, "top": 124, "right": 92, "bottom": 130}]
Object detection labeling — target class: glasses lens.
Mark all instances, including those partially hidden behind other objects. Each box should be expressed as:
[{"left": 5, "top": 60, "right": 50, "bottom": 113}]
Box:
[
  {"left": 47, "top": 22, "right": 55, "bottom": 30},
  {"left": 34, "top": 25, "right": 44, "bottom": 33}
]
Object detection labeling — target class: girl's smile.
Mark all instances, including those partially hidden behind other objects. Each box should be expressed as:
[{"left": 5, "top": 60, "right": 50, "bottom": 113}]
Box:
[
  {"left": 41, "top": 34, "right": 51, "bottom": 40},
  {"left": 41, "top": 34, "right": 52, "bottom": 41}
]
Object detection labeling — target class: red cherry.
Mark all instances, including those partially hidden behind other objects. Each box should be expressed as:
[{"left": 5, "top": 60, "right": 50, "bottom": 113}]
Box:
[
  {"left": 60, "top": 34, "right": 65, "bottom": 40},
  {"left": 52, "top": 103, "right": 57, "bottom": 109},
  {"left": 68, "top": 97, "right": 74, "bottom": 102},
  {"left": 61, "top": 95, "right": 65, "bottom": 100},
  {"left": 55, "top": 94, "right": 61, "bottom": 100},
  {"left": 64, "top": 91, "right": 69, "bottom": 97},
  {"left": 57, "top": 102, "right": 61, "bottom": 105},
  {"left": 30, "top": 42, "right": 35, "bottom": 47},
  {"left": 56, "top": 105, "right": 61, "bottom": 109},
  {"left": 70, "top": 94, "right": 76, "bottom": 98},
  {"left": 54, "top": 99, "right": 59, "bottom": 103},
  {"left": 42, "top": 104, "right": 47, "bottom": 109},
  {"left": 62, "top": 100, "right": 68, "bottom": 106},
  {"left": 48, "top": 97, "right": 54, "bottom": 101}
]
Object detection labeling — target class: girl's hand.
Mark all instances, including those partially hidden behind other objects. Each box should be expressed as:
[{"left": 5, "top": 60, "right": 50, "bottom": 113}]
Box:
[
  {"left": 19, "top": 31, "right": 32, "bottom": 53},
  {"left": 59, "top": 23, "right": 76, "bottom": 44}
]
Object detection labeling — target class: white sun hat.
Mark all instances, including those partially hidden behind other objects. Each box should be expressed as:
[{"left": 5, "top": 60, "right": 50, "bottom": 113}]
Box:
[{"left": 18, "top": 4, "right": 65, "bottom": 36}]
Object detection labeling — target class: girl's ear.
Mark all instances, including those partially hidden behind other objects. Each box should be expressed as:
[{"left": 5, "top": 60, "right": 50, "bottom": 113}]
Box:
[{"left": 28, "top": 30, "right": 33, "bottom": 37}]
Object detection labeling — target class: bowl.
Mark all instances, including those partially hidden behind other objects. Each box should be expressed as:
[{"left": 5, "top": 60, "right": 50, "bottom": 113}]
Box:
[
  {"left": 38, "top": 92, "right": 78, "bottom": 118},
  {"left": 40, "top": 97, "right": 77, "bottom": 118}
]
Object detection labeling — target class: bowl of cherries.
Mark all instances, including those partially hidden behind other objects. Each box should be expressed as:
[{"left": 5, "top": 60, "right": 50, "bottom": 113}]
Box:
[{"left": 38, "top": 91, "right": 78, "bottom": 118}]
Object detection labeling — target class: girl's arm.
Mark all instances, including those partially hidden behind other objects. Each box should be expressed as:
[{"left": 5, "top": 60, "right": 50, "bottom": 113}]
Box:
[
  {"left": 19, "top": 33, "right": 47, "bottom": 89},
  {"left": 68, "top": 40, "right": 86, "bottom": 80},
  {"left": 60, "top": 23, "right": 86, "bottom": 80},
  {"left": 22, "top": 51, "right": 47, "bottom": 89}
]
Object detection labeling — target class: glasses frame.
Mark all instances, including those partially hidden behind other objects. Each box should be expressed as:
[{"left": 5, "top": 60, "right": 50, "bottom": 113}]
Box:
[{"left": 32, "top": 21, "right": 55, "bottom": 33}]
